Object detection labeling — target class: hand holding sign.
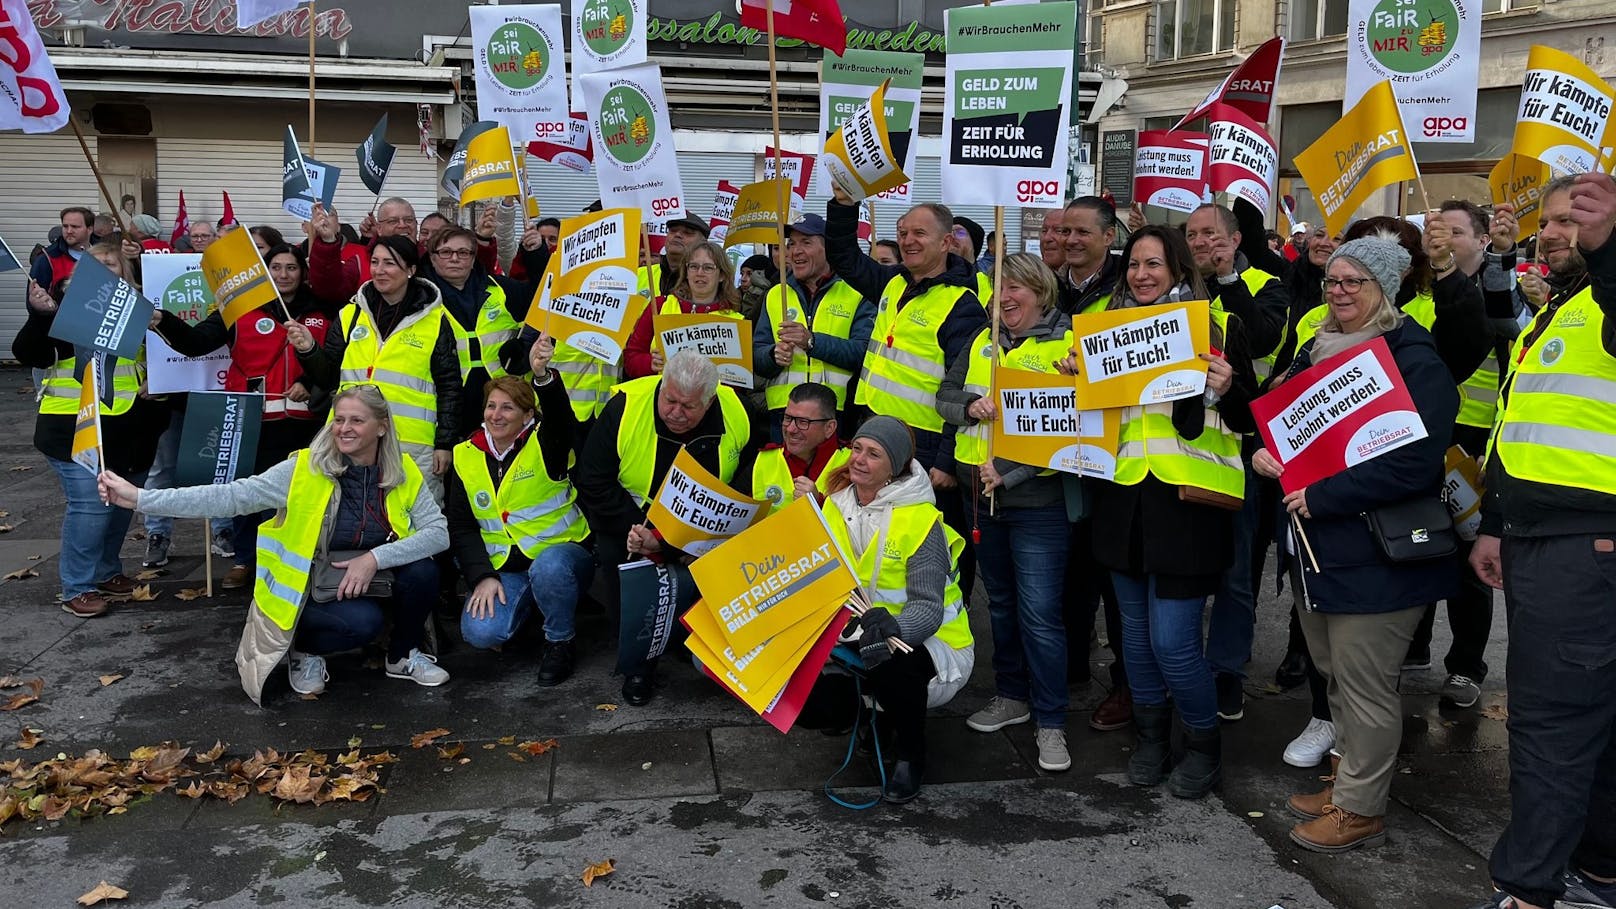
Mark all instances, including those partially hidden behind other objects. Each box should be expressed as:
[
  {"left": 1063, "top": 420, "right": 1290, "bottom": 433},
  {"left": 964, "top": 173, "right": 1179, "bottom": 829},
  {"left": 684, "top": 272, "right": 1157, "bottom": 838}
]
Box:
[
  {"left": 1570, "top": 172, "right": 1616, "bottom": 251},
  {"left": 1489, "top": 203, "right": 1518, "bottom": 252},
  {"left": 529, "top": 331, "right": 555, "bottom": 376},
  {"left": 98, "top": 469, "right": 140, "bottom": 509}
]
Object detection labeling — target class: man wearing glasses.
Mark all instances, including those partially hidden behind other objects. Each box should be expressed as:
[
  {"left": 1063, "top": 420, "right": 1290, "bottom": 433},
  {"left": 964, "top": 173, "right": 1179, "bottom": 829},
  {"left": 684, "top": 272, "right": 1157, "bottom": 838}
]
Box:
[{"left": 740, "top": 382, "right": 848, "bottom": 515}]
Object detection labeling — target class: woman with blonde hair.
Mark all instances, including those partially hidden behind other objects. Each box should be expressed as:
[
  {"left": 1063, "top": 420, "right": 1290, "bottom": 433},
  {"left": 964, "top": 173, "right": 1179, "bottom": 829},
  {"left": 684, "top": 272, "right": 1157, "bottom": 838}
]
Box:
[
  {"left": 623, "top": 241, "right": 746, "bottom": 379},
  {"left": 99, "top": 385, "right": 450, "bottom": 704}
]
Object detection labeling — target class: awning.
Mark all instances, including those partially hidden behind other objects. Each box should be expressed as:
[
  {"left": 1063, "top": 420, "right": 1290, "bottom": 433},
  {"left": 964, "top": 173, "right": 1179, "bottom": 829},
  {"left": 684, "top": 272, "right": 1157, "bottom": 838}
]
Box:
[{"left": 49, "top": 47, "right": 458, "bottom": 105}]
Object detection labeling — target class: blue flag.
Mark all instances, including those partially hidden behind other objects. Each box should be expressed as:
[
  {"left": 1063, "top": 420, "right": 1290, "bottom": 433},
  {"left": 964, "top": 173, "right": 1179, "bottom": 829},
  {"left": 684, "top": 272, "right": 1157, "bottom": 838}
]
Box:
[
  {"left": 47, "top": 255, "right": 153, "bottom": 361},
  {"left": 0, "top": 234, "right": 21, "bottom": 274}
]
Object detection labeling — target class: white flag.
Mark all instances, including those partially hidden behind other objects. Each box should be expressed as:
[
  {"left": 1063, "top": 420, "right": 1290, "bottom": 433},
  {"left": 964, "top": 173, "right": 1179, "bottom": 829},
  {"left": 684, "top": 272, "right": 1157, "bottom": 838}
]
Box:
[
  {"left": 236, "top": 0, "right": 305, "bottom": 29},
  {"left": 0, "top": 0, "right": 70, "bottom": 134}
]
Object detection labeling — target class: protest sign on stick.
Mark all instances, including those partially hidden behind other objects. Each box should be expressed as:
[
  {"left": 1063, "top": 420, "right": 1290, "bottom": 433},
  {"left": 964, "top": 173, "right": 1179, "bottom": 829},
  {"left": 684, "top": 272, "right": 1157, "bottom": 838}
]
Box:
[
  {"left": 471, "top": 3, "right": 569, "bottom": 144},
  {"left": 1510, "top": 45, "right": 1616, "bottom": 176},
  {"left": 1294, "top": 80, "right": 1421, "bottom": 239},
  {"left": 175, "top": 391, "right": 263, "bottom": 488},
  {"left": 143, "top": 254, "right": 231, "bottom": 394},
  {"left": 201, "top": 225, "right": 285, "bottom": 328},
  {"left": 525, "top": 208, "right": 640, "bottom": 365},
  {"left": 1489, "top": 154, "right": 1550, "bottom": 244},
  {"left": 1070, "top": 301, "right": 1211, "bottom": 409},
  {"left": 616, "top": 559, "right": 698, "bottom": 675},
  {"left": 654, "top": 312, "right": 754, "bottom": 388},
  {"left": 990, "top": 365, "right": 1121, "bottom": 479},
  {"left": 1133, "top": 131, "right": 1210, "bottom": 214},
  {"left": 47, "top": 256, "right": 153, "bottom": 361},
  {"left": 646, "top": 448, "right": 768, "bottom": 557},
  {"left": 820, "top": 81, "right": 909, "bottom": 202}
]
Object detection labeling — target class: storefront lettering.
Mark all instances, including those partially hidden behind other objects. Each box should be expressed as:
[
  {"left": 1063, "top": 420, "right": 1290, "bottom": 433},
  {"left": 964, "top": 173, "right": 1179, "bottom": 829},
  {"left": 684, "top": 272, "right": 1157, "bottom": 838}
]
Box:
[{"left": 26, "top": 0, "right": 353, "bottom": 41}]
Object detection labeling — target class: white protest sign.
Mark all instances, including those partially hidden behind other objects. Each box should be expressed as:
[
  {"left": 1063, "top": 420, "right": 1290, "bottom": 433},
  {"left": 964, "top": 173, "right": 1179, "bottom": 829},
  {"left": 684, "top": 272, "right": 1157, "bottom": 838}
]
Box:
[
  {"left": 647, "top": 449, "right": 768, "bottom": 557},
  {"left": 579, "top": 63, "right": 684, "bottom": 220},
  {"left": 471, "top": 4, "right": 570, "bottom": 144},
  {"left": 1071, "top": 301, "right": 1211, "bottom": 409},
  {"left": 142, "top": 253, "right": 230, "bottom": 394}
]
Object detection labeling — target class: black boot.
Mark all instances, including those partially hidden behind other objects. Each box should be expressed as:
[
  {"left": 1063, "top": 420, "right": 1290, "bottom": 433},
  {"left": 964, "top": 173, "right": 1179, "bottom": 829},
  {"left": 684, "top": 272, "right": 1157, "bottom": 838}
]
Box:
[
  {"left": 882, "top": 759, "right": 923, "bottom": 804},
  {"left": 1168, "top": 723, "right": 1222, "bottom": 799},
  {"left": 537, "top": 640, "right": 575, "bottom": 686},
  {"left": 622, "top": 659, "right": 657, "bottom": 706},
  {"left": 1275, "top": 649, "right": 1310, "bottom": 690},
  {"left": 1128, "top": 703, "right": 1173, "bottom": 786}
]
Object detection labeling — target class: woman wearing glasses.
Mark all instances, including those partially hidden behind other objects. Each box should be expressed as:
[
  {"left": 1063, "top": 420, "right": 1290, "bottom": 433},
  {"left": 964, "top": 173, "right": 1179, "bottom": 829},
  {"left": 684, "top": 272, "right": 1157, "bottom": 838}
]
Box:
[
  {"left": 1252, "top": 236, "right": 1459, "bottom": 853},
  {"left": 623, "top": 242, "right": 748, "bottom": 380}
]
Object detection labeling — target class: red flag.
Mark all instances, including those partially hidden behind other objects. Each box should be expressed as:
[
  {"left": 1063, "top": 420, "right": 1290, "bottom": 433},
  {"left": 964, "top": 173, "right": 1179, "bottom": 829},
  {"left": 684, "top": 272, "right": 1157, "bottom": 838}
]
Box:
[
  {"left": 170, "top": 191, "right": 189, "bottom": 246},
  {"left": 1174, "top": 37, "right": 1285, "bottom": 129},
  {"left": 220, "top": 191, "right": 238, "bottom": 229},
  {"left": 740, "top": 0, "right": 846, "bottom": 56}
]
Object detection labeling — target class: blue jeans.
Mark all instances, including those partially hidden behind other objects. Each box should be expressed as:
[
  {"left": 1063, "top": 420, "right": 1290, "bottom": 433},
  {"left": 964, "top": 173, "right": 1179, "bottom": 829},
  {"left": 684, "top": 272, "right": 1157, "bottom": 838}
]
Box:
[
  {"left": 1206, "top": 461, "right": 1261, "bottom": 678},
  {"left": 47, "top": 457, "right": 146, "bottom": 599},
  {"left": 975, "top": 502, "right": 1071, "bottom": 727},
  {"left": 460, "top": 543, "right": 594, "bottom": 649},
  {"left": 143, "top": 412, "right": 229, "bottom": 539},
  {"left": 295, "top": 557, "right": 438, "bottom": 661},
  {"left": 1111, "top": 571, "right": 1218, "bottom": 731}
]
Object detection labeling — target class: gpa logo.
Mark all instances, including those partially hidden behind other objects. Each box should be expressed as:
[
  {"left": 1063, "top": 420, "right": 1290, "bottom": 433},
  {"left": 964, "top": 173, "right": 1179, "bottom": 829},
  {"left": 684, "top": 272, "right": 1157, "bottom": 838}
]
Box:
[
  {"left": 1539, "top": 337, "right": 1565, "bottom": 367},
  {"left": 1423, "top": 116, "right": 1468, "bottom": 137},
  {"left": 1016, "top": 180, "right": 1060, "bottom": 203},
  {"left": 650, "top": 196, "right": 682, "bottom": 217}
]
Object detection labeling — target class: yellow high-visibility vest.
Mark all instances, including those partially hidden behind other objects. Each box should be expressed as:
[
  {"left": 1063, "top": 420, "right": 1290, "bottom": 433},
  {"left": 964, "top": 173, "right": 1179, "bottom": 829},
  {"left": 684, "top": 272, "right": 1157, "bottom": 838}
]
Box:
[
  {"left": 336, "top": 299, "right": 447, "bottom": 448},
  {"left": 763, "top": 279, "right": 862, "bottom": 409},
  {"left": 38, "top": 356, "right": 142, "bottom": 416},
  {"left": 823, "top": 497, "right": 972, "bottom": 650},
  {"left": 857, "top": 276, "right": 973, "bottom": 433},
  {"left": 750, "top": 445, "right": 850, "bottom": 512},
  {"left": 550, "top": 340, "right": 618, "bottom": 421},
  {"left": 954, "top": 327, "right": 1072, "bottom": 467},
  {"left": 611, "top": 375, "right": 752, "bottom": 507},
  {"left": 444, "top": 282, "right": 518, "bottom": 382},
  {"left": 452, "top": 436, "right": 588, "bottom": 566}
]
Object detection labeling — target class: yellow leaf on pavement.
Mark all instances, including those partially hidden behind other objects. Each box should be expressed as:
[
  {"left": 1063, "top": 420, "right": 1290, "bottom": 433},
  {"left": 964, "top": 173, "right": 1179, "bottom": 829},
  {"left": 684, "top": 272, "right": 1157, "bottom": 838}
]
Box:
[
  {"left": 99, "top": 674, "right": 125, "bottom": 687},
  {"left": 582, "top": 858, "right": 615, "bottom": 887},
  {"left": 410, "top": 728, "right": 451, "bottom": 749},
  {"left": 77, "top": 881, "right": 129, "bottom": 905}
]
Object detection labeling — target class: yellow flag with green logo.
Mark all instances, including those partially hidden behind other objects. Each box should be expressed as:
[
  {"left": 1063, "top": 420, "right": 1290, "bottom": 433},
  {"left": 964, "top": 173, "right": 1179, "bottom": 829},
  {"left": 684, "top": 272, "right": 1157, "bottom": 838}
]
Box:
[{"left": 1293, "top": 80, "right": 1419, "bottom": 240}]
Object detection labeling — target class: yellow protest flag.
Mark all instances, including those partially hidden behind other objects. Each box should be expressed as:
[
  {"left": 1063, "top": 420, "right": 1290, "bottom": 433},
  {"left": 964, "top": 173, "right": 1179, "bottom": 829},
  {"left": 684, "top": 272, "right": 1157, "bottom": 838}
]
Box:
[
  {"left": 646, "top": 447, "right": 769, "bottom": 557},
  {"left": 201, "top": 225, "right": 281, "bottom": 328},
  {"left": 1511, "top": 45, "right": 1616, "bottom": 177},
  {"left": 526, "top": 208, "right": 642, "bottom": 365},
  {"left": 654, "top": 311, "right": 754, "bottom": 388},
  {"left": 1489, "top": 154, "right": 1552, "bottom": 244},
  {"left": 459, "top": 126, "right": 524, "bottom": 206},
  {"left": 723, "top": 178, "right": 795, "bottom": 249},
  {"left": 1070, "top": 301, "right": 1212, "bottom": 409},
  {"left": 70, "top": 357, "right": 104, "bottom": 475},
  {"left": 688, "top": 494, "right": 862, "bottom": 654},
  {"left": 989, "top": 364, "right": 1122, "bottom": 479},
  {"left": 682, "top": 591, "right": 843, "bottom": 699},
  {"left": 1293, "top": 80, "right": 1419, "bottom": 241},
  {"left": 684, "top": 603, "right": 844, "bottom": 715},
  {"left": 821, "top": 80, "right": 909, "bottom": 202}
]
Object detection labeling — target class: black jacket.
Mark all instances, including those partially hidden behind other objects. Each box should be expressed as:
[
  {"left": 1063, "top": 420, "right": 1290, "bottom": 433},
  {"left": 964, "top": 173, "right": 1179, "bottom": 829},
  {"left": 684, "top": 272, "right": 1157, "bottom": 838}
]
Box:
[
  {"left": 1206, "top": 251, "right": 1290, "bottom": 362},
  {"left": 1056, "top": 252, "right": 1123, "bottom": 316},
  {"left": 1285, "top": 320, "right": 1460, "bottom": 613}
]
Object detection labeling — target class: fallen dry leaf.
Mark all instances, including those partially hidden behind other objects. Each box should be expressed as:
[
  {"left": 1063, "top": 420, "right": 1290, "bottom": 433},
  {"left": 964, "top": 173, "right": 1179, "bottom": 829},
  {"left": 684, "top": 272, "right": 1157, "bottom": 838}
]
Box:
[
  {"left": 496, "top": 735, "right": 516, "bottom": 745},
  {"left": 99, "top": 674, "right": 125, "bottom": 687},
  {"left": 8, "top": 465, "right": 31, "bottom": 473},
  {"left": 519, "top": 739, "right": 558, "bottom": 756},
  {"left": 410, "top": 728, "right": 451, "bottom": 749},
  {"left": 128, "top": 745, "right": 159, "bottom": 761},
  {"left": 76, "top": 881, "right": 128, "bottom": 905},
  {"left": 26, "top": 554, "right": 40, "bottom": 561},
  {"left": 1, "top": 678, "right": 43, "bottom": 711},
  {"left": 195, "top": 741, "right": 226, "bottom": 764},
  {"left": 481, "top": 743, "right": 497, "bottom": 750},
  {"left": 1481, "top": 704, "right": 1509, "bottom": 721},
  {"left": 14, "top": 727, "right": 43, "bottom": 750},
  {"left": 125, "top": 585, "right": 157, "bottom": 602},
  {"left": 0, "top": 676, "right": 20, "bottom": 688},
  {"left": 436, "top": 742, "right": 464, "bottom": 761},
  {"left": 173, "top": 587, "right": 207, "bottom": 601},
  {"left": 0, "top": 510, "right": 8, "bottom": 518},
  {"left": 507, "top": 751, "right": 527, "bottom": 762},
  {"left": 0, "top": 524, "right": 14, "bottom": 533},
  {"left": 582, "top": 858, "right": 615, "bottom": 887},
  {"left": 595, "top": 703, "right": 620, "bottom": 712},
  {"left": 132, "top": 569, "right": 165, "bottom": 582},
  {"left": 3, "top": 567, "right": 38, "bottom": 582}
]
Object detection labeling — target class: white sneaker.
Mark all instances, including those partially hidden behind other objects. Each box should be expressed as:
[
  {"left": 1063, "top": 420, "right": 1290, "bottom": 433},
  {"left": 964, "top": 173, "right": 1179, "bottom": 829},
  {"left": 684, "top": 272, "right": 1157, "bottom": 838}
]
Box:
[
  {"left": 1035, "top": 728, "right": 1072, "bottom": 772},
  {"left": 385, "top": 648, "right": 449, "bottom": 687},
  {"left": 1283, "top": 717, "right": 1336, "bottom": 768},
  {"left": 288, "top": 652, "right": 328, "bottom": 696}
]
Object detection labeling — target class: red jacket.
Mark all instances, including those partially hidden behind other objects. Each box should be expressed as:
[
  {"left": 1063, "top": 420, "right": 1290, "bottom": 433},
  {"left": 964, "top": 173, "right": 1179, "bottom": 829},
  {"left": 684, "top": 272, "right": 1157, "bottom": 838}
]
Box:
[{"left": 227, "top": 307, "right": 333, "bottom": 421}]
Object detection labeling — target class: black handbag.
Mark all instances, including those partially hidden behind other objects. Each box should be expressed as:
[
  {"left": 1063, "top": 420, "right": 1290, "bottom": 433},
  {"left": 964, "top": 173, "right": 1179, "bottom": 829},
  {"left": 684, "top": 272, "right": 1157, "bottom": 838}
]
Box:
[
  {"left": 309, "top": 549, "right": 395, "bottom": 603},
  {"left": 1363, "top": 497, "right": 1458, "bottom": 563}
]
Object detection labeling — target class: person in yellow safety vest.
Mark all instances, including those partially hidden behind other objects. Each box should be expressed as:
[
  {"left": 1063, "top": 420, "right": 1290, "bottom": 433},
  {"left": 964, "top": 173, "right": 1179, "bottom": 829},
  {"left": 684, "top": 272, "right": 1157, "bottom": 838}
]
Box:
[
  {"left": 824, "top": 186, "right": 990, "bottom": 605},
  {"left": 951, "top": 215, "right": 994, "bottom": 303},
  {"left": 574, "top": 350, "right": 759, "bottom": 708},
  {"left": 754, "top": 214, "right": 876, "bottom": 438},
  {"left": 623, "top": 242, "right": 746, "bottom": 380},
  {"left": 1186, "top": 203, "right": 1290, "bottom": 370},
  {"left": 446, "top": 361, "right": 594, "bottom": 686},
  {"left": 101, "top": 386, "right": 450, "bottom": 705},
  {"left": 290, "top": 236, "right": 463, "bottom": 502},
  {"left": 1252, "top": 236, "right": 1460, "bottom": 855},
  {"left": 1467, "top": 172, "right": 1616, "bottom": 909},
  {"left": 739, "top": 381, "right": 849, "bottom": 512},
  {"left": 1057, "top": 197, "right": 1125, "bottom": 317},
  {"left": 799, "top": 416, "right": 973, "bottom": 805},
  {"left": 14, "top": 243, "right": 164, "bottom": 619},
  {"left": 937, "top": 253, "right": 1078, "bottom": 775},
  {"left": 419, "top": 225, "right": 541, "bottom": 437},
  {"left": 1086, "top": 225, "right": 1256, "bottom": 803}
]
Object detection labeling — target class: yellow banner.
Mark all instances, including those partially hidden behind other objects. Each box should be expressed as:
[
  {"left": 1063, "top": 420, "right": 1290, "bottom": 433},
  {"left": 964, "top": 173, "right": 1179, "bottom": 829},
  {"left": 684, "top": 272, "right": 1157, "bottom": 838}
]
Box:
[
  {"left": 684, "top": 602, "right": 844, "bottom": 715},
  {"left": 524, "top": 208, "right": 642, "bottom": 365},
  {"left": 821, "top": 80, "right": 908, "bottom": 202},
  {"left": 459, "top": 126, "right": 524, "bottom": 206},
  {"left": 1444, "top": 446, "right": 1485, "bottom": 541},
  {"left": 1070, "top": 301, "right": 1211, "bottom": 409},
  {"left": 1488, "top": 154, "right": 1552, "bottom": 244},
  {"left": 989, "top": 364, "right": 1122, "bottom": 479},
  {"left": 70, "top": 357, "right": 102, "bottom": 475},
  {"left": 1510, "top": 45, "right": 1616, "bottom": 176},
  {"left": 200, "top": 225, "right": 278, "bottom": 328},
  {"left": 653, "top": 311, "right": 754, "bottom": 389},
  {"left": 1293, "top": 80, "right": 1419, "bottom": 240},
  {"left": 683, "top": 592, "right": 842, "bottom": 700},
  {"left": 687, "top": 494, "right": 862, "bottom": 654},
  {"left": 646, "top": 447, "right": 769, "bottom": 558},
  {"left": 723, "top": 178, "right": 795, "bottom": 248}
]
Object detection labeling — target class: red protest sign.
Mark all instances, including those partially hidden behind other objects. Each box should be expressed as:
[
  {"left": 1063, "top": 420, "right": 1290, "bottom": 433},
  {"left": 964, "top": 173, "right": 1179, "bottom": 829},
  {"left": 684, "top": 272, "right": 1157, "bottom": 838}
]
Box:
[
  {"left": 527, "top": 111, "right": 593, "bottom": 174},
  {"left": 1251, "top": 337, "right": 1429, "bottom": 494},
  {"left": 1206, "top": 104, "right": 1278, "bottom": 213},
  {"left": 763, "top": 146, "right": 816, "bottom": 204},
  {"left": 1133, "top": 130, "right": 1209, "bottom": 214},
  {"left": 1174, "top": 36, "right": 1286, "bottom": 129},
  {"left": 709, "top": 180, "right": 741, "bottom": 245}
]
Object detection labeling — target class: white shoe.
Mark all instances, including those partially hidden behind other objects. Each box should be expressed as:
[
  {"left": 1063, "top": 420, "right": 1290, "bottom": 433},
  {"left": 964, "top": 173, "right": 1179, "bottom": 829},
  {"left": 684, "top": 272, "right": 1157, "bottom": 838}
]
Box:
[
  {"left": 385, "top": 648, "right": 449, "bottom": 687},
  {"left": 288, "top": 652, "right": 328, "bottom": 696},
  {"left": 1035, "top": 728, "right": 1072, "bottom": 772},
  {"left": 1283, "top": 717, "right": 1336, "bottom": 768}
]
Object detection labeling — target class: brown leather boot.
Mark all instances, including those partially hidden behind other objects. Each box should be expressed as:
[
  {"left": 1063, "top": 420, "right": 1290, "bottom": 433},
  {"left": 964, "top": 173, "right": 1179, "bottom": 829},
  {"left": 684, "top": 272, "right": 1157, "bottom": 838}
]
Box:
[
  {"left": 1287, "top": 754, "right": 1341, "bottom": 820},
  {"left": 1289, "top": 805, "right": 1386, "bottom": 853},
  {"left": 1089, "top": 686, "right": 1133, "bottom": 731}
]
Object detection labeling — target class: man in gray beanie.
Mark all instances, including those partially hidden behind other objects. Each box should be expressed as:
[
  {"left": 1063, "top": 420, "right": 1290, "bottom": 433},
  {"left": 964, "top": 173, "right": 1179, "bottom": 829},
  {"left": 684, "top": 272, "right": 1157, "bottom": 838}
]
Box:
[{"left": 851, "top": 415, "right": 914, "bottom": 475}]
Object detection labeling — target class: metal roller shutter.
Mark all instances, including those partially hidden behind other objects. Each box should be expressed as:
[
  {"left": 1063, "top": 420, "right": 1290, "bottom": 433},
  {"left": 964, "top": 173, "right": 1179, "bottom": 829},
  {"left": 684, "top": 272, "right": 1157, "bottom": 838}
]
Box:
[
  {"left": 154, "top": 139, "right": 442, "bottom": 240},
  {"left": 0, "top": 133, "right": 104, "bottom": 357},
  {"left": 523, "top": 148, "right": 759, "bottom": 226}
]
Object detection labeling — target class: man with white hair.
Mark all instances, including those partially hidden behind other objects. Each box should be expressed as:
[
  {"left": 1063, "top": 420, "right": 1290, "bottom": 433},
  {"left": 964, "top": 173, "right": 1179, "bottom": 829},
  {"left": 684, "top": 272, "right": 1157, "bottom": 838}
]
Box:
[{"left": 574, "top": 350, "right": 758, "bottom": 706}]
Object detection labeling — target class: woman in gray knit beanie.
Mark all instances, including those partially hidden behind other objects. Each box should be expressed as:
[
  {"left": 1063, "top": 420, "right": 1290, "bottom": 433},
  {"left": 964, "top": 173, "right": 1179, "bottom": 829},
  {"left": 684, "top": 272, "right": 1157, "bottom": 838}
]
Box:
[{"left": 1307, "top": 236, "right": 1411, "bottom": 362}]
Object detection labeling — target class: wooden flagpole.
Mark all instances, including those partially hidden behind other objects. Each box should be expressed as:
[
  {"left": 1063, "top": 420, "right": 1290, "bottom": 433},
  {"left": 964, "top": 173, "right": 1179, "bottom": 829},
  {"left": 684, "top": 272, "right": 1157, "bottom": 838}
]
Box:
[
  {"left": 983, "top": 0, "right": 1000, "bottom": 516},
  {"left": 69, "top": 120, "right": 128, "bottom": 235},
  {"left": 307, "top": 2, "right": 318, "bottom": 155},
  {"left": 763, "top": 2, "right": 789, "bottom": 289}
]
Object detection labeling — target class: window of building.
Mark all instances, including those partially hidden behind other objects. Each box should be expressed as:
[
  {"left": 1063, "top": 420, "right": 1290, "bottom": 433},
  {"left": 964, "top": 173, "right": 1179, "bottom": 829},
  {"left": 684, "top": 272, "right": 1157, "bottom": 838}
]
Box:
[
  {"left": 1290, "top": 0, "right": 1349, "bottom": 42},
  {"left": 1154, "top": 0, "right": 1234, "bottom": 61}
]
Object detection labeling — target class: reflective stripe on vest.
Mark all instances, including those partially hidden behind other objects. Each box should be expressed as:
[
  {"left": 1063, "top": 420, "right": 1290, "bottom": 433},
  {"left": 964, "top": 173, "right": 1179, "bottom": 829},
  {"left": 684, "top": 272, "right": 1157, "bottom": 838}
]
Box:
[
  {"left": 1493, "top": 287, "right": 1616, "bottom": 497},
  {"left": 763, "top": 280, "right": 861, "bottom": 409},
  {"left": 824, "top": 498, "right": 972, "bottom": 650},
  {"left": 446, "top": 283, "right": 518, "bottom": 382},
  {"left": 336, "top": 301, "right": 445, "bottom": 447},
  {"left": 551, "top": 340, "right": 618, "bottom": 421},
  {"left": 1111, "top": 402, "right": 1246, "bottom": 500},
  {"left": 612, "top": 375, "right": 752, "bottom": 507},
  {"left": 1457, "top": 352, "right": 1503, "bottom": 430},
  {"left": 1234, "top": 268, "right": 1283, "bottom": 373},
  {"left": 955, "top": 328, "right": 1073, "bottom": 467},
  {"left": 750, "top": 446, "right": 851, "bottom": 513},
  {"left": 856, "top": 276, "right": 968, "bottom": 433},
  {"left": 452, "top": 437, "right": 589, "bottom": 567},
  {"left": 253, "top": 450, "right": 423, "bottom": 631},
  {"left": 39, "top": 357, "right": 142, "bottom": 416}
]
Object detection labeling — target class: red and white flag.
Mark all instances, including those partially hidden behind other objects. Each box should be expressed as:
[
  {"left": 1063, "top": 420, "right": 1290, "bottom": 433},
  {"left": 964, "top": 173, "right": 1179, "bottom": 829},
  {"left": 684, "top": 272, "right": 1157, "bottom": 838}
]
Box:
[
  {"left": 1174, "top": 37, "right": 1285, "bottom": 130},
  {"left": 740, "top": 0, "right": 846, "bottom": 56},
  {"left": 1205, "top": 104, "right": 1279, "bottom": 214},
  {"left": 171, "top": 191, "right": 190, "bottom": 247},
  {"left": 0, "top": 0, "right": 71, "bottom": 134},
  {"left": 220, "top": 191, "right": 238, "bottom": 229}
]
